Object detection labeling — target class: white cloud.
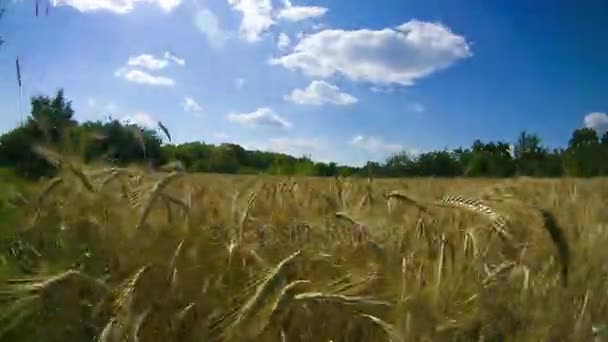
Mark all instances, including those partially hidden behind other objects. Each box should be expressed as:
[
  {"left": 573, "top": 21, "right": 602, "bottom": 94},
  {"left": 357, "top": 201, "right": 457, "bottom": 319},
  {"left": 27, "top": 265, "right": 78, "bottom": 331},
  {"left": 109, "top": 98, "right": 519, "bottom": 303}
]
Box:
[
  {"left": 350, "top": 135, "right": 403, "bottom": 153},
  {"left": 181, "top": 97, "right": 202, "bottom": 113},
  {"left": 126, "top": 52, "right": 184, "bottom": 70},
  {"left": 277, "top": 32, "right": 291, "bottom": 51},
  {"left": 194, "top": 9, "right": 229, "bottom": 48},
  {"left": 127, "top": 54, "right": 169, "bottom": 70},
  {"left": 55, "top": 0, "right": 181, "bottom": 14},
  {"left": 406, "top": 102, "right": 425, "bottom": 113},
  {"left": 116, "top": 52, "right": 182, "bottom": 86},
  {"left": 121, "top": 112, "right": 156, "bottom": 129},
  {"left": 584, "top": 112, "right": 608, "bottom": 134},
  {"left": 164, "top": 51, "right": 185, "bottom": 66},
  {"left": 277, "top": 0, "right": 327, "bottom": 21},
  {"left": 285, "top": 80, "right": 358, "bottom": 105},
  {"left": 228, "top": 0, "right": 274, "bottom": 42},
  {"left": 227, "top": 107, "right": 291, "bottom": 128},
  {"left": 235, "top": 78, "right": 246, "bottom": 89},
  {"left": 114, "top": 68, "right": 175, "bottom": 86},
  {"left": 270, "top": 20, "right": 472, "bottom": 85}
]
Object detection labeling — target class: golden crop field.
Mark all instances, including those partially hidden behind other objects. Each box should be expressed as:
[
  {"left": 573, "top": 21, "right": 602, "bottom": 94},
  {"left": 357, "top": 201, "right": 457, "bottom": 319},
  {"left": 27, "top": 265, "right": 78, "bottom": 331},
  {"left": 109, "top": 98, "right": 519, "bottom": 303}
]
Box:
[{"left": 1, "top": 163, "right": 608, "bottom": 341}]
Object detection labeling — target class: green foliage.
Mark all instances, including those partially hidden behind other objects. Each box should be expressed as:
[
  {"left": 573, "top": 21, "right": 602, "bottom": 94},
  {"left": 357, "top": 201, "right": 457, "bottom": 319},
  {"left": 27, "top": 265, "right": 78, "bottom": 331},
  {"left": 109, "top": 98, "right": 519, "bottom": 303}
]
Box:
[{"left": 2, "top": 91, "right": 608, "bottom": 179}]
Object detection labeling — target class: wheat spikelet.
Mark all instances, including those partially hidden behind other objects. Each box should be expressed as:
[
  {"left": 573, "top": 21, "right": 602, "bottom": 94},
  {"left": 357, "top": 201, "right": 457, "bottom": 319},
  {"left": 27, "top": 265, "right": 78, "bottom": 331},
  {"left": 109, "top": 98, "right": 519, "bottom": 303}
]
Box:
[
  {"left": 108, "top": 266, "right": 150, "bottom": 315},
  {"left": 436, "top": 195, "right": 514, "bottom": 242}
]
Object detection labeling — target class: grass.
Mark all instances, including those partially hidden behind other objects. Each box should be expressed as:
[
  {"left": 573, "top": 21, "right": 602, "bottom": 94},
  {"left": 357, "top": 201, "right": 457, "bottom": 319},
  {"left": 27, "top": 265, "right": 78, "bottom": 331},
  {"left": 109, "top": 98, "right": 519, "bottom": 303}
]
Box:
[{"left": 1, "top": 166, "right": 608, "bottom": 341}]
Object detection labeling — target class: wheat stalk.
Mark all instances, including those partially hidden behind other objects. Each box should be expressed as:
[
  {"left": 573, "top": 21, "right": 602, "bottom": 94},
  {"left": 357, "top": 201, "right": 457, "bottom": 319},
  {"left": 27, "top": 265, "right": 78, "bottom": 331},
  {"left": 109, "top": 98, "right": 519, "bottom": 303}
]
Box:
[
  {"left": 227, "top": 250, "right": 301, "bottom": 338},
  {"left": 132, "top": 172, "right": 184, "bottom": 229}
]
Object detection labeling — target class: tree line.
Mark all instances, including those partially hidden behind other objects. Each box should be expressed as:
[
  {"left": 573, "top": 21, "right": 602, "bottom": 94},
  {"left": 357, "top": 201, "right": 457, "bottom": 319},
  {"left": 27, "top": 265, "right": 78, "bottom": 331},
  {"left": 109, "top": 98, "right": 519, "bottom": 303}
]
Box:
[{"left": 1, "top": 90, "right": 608, "bottom": 179}]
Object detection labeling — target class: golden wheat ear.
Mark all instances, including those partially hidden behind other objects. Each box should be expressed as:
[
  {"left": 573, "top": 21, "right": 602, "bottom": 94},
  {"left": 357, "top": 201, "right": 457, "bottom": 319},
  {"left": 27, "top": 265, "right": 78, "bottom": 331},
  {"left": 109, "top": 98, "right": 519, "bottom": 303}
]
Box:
[{"left": 436, "top": 195, "right": 514, "bottom": 242}]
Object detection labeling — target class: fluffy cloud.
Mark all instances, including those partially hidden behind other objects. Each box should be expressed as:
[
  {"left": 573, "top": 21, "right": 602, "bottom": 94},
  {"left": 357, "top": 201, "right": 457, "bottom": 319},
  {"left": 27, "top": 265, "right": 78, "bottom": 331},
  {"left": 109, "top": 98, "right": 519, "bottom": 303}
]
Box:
[
  {"left": 55, "top": 0, "right": 181, "bottom": 14},
  {"left": 126, "top": 52, "right": 185, "bottom": 70},
  {"left": 228, "top": 0, "right": 274, "bottom": 42},
  {"left": 350, "top": 135, "right": 403, "bottom": 153},
  {"left": 271, "top": 20, "right": 472, "bottom": 85},
  {"left": 277, "top": 0, "right": 327, "bottom": 21},
  {"left": 227, "top": 107, "right": 291, "bottom": 128},
  {"left": 121, "top": 112, "right": 157, "bottom": 129},
  {"left": 116, "top": 52, "right": 183, "bottom": 86},
  {"left": 194, "top": 9, "right": 229, "bottom": 48},
  {"left": 164, "top": 51, "right": 185, "bottom": 66},
  {"left": 181, "top": 97, "right": 202, "bottom": 113},
  {"left": 277, "top": 32, "right": 291, "bottom": 51},
  {"left": 584, "top": 112, "right": 608, "bottom": 134},
  {"left": 114, "top": 69, "right": 175, "bottom": 86},
  {"left": 127, "top": 54, "right": 169, "bottom": 70},
  {"left": 285, "top": 80, "right": 358, "bottom": 105}
]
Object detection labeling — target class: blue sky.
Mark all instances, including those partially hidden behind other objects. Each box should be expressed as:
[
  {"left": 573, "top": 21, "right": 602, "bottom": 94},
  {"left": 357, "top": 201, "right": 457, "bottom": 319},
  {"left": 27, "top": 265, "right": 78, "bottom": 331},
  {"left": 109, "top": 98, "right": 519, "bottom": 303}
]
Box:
[{"left": 1, "top": 0, "right": 607, "bottom": 165}]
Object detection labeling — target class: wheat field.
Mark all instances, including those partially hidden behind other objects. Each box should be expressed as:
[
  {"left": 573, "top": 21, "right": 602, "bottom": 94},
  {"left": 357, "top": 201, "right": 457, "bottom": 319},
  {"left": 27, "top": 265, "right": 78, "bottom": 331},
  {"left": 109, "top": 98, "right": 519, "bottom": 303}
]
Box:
[{"left": 1, "top": 161, "right": 608, "bottom": 341}]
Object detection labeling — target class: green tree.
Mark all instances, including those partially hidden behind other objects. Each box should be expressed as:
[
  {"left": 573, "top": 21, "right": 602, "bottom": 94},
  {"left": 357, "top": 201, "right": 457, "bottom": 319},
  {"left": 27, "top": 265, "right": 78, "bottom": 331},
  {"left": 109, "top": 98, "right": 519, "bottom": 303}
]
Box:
[
  {"left": 563, "top": 128, "right": 600, "bottom": 176},
  {"left": 514, "top": 131, "right": 548, "bottom": 176}
]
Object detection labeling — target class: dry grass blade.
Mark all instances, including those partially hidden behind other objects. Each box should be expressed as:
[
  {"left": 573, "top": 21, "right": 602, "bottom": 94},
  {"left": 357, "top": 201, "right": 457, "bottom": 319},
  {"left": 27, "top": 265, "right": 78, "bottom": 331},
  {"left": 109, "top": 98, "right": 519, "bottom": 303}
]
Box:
[
  {"left": 335, "top": 212, "right": 358, "bottom": 225},
  {"left": 132, "top": 308, "right": 151, "bottom": 342},
  {"left": 293, "top": 292, "right": 391, "bottom": 307},
  {"left": 538, "top": 209, "right": 570, "bottom": 287},
  {"left": 37, "top": 176, "right": 64, "bottom": 206},
  {"left": 361, "top": 314, "right": 404, "bottom": 342}
]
